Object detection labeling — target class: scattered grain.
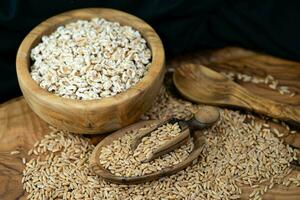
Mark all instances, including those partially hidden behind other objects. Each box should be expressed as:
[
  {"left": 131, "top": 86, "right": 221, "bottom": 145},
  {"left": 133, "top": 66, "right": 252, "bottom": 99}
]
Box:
[
  {"left": 221, "top": 71, "right": 296, "bottom": 97},
  {"left": 10, "top": 150, "right": 20, "bottom": 155},
  {"left": 22, "top": 86, "right": 300, "bottom": 199}
]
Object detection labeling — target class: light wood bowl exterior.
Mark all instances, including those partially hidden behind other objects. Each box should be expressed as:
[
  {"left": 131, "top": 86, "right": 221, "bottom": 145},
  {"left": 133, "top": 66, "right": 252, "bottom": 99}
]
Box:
[{"left": 16, "top": 8, "right": 165, "bottom": 134}]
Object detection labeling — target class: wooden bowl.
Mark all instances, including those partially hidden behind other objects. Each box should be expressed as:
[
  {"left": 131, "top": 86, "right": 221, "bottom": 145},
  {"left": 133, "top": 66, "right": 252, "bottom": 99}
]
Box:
[{"left": 16, "top": 8, "right": 165, "bottom": 134}]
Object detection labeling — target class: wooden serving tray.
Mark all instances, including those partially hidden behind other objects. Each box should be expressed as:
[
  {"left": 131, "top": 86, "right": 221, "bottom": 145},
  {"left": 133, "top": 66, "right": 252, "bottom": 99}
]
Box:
[{"left": 1, "top": 47, "right": 300, "bottom": 199}]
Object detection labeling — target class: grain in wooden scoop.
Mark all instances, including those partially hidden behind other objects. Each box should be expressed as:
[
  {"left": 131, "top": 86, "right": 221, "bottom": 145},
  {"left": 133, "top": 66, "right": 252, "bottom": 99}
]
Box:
[{"left": 99, "top": 122, "right": 194, "bottom": 177}]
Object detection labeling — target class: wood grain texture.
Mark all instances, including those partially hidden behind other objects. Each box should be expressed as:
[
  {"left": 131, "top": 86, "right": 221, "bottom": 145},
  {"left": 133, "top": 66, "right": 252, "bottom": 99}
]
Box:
[
  {"left": 239, "top": 170, "right": 300, "bottom": 200},
  {"left": 130, "top": 117, "right": 172, "bottom": 150},
  {"left": 90, "top": 120, "right": 206, "bottom": 184},
  {"left": 144, "top": 129, "right": 190, "bottom": 163},
  {"left": 130, "top": 106, "right": 219, "bottom": 163},
  {"left": 1, "top": 47, "right": 300, "bottom": 199},
  {"left": 173, "top": 64, "right": 300, "bottom": 126},
  {"left": 0, "top": 98, "right": 106, "bottom": 200},
  {"left": 1, "top": 98, "right": 300, "bottom": 199},
  {"left": 170, "top": 47, "right": 300, "bottom": 105},
  {"left": 16, "top": 8, "right": 165, "bottom": 134},
  {"left": 0, "top": 98, "right": 49, "bottom": 200}
]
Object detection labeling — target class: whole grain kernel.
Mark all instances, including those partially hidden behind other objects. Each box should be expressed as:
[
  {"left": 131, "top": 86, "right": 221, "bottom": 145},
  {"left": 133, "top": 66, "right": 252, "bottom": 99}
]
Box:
[
  {"left": 30, "top": 18, "right": 151, "bottom": 100},
  {"left": 22, "top": 86, "right": 300, "bottom": 199}
]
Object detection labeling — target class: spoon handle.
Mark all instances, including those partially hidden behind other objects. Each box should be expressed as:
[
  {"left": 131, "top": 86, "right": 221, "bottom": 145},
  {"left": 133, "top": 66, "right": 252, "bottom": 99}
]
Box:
[
  {"left": 186, "top": 106, "right": 220, "bottom": 131},
  {"left": 141, "top": 107, "right": 219, "bottom": 162},
  {"left": 131, "top": 117, "right": 172, "bottom": 150},
  {"left": 232, "top": 85, "right": 300, "bottom": 127},
  {"left": 174, "top": 64, "right": 300, "bottom": 128},
  {"left": 141, "top": 129, "right": 190, "bottom": 163}
]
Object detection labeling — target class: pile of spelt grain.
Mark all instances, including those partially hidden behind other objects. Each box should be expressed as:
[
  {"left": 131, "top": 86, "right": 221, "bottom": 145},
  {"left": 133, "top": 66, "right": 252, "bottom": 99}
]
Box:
[
  {"left": 99, "top": 123, "right": 194, "bottom": 177},
  {"left": 22, "top": 87, "right": 300, "bottom": 200},
  {"left": 220, "top": 71, "right": 296, "bottom": 97}
]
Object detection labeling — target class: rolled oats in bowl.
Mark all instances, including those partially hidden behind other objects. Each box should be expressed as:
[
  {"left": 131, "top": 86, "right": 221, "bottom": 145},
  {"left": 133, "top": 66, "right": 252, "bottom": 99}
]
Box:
[{"left": 30, "top": 18, "right": 152, "bottom": 100}]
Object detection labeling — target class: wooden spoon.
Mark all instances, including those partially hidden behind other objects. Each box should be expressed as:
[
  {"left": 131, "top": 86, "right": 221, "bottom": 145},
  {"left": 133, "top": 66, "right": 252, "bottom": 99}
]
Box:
[
  {"left": 90, "top": 106, "right": 219, "bottom": 184},
  {"left": 130, "top": 106, "right": 219, "bottom": 150},
  {"left": 173, "top": 64, "right": 300, "bottom": 127},
  {"left": 132, "top": 106, "right": 220, "bottom": 162}
]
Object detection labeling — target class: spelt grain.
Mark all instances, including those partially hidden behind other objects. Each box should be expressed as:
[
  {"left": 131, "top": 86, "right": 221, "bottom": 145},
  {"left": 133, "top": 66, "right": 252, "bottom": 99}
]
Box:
[
  {"left": 220, "top": 71, "right": 295, "bottom": 97},
  {"left": 22, "top": 86, "right": 299, "bottom": 200},
  {"left": 10, "top": 150, "right": 20, "bottom": 155}
]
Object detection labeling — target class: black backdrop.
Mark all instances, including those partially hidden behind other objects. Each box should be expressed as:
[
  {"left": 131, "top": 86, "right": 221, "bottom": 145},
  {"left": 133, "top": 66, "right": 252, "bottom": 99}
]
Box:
[{"left": 1, "top": 0, "right": 300, "bottom": 102}]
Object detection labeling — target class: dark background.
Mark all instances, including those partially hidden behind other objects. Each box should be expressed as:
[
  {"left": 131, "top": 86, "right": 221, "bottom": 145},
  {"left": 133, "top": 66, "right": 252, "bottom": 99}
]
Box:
[{"left": 1, "top": 0, "right": 300, "bottom": 103}]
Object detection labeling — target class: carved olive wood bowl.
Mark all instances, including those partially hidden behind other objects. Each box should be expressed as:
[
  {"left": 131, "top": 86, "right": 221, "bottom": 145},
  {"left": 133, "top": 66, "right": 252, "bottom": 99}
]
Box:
[{"left": 16, "top": 8, "right": 165, "bottom": 134}]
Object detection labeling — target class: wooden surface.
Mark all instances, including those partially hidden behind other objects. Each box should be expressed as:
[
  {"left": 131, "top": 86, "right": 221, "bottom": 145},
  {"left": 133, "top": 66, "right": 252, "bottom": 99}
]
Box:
[
  {"left": 0, "top": 98, "right": 49, "bottom": 200},
  {"left": 16, "top": 8, "right": 165, "bottom": 134},
  {"left": 170, "top": 47, "right": 300, "bottom": 105},
  {"left": 174, "top": 64, "right": 300, "bottom": 126},
  {"left": 1, "top": 47, "right": 300, "bottom": 199},
  {"left": 90, "top": 120, "right": 205, "bottom": 184}
]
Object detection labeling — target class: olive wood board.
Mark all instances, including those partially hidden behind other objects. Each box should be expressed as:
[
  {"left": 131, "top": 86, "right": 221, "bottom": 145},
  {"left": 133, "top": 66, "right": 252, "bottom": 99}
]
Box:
[
  {"left": 1, "top": 98, "right": 300, "bottom": 200},
  {"left": 1, "top": 47, "right": 300, "bottom": 199}
]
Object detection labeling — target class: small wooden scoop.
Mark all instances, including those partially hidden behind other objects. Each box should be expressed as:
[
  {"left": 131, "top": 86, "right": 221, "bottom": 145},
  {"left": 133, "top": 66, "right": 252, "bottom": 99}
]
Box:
[
  {"left": 173, "top": 64, "right": 300, "bottom": 127},
  {"left": 90, "top": 106, "right": 219, "bottom": 184},
  {"left": 131, "top": 106, "right": 220, "bottom": 162}
]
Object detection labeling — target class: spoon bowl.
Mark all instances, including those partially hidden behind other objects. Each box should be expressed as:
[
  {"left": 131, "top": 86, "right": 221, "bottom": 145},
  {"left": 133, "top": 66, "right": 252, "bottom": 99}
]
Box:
[{"left": 173, "top": 64, "right": 300, "bottom": 127}]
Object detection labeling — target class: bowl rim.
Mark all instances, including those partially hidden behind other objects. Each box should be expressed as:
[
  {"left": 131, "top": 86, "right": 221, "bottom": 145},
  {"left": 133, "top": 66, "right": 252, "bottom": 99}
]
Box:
[{"left": 16, "top": 8, "right": 165, "bottom": 109}]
